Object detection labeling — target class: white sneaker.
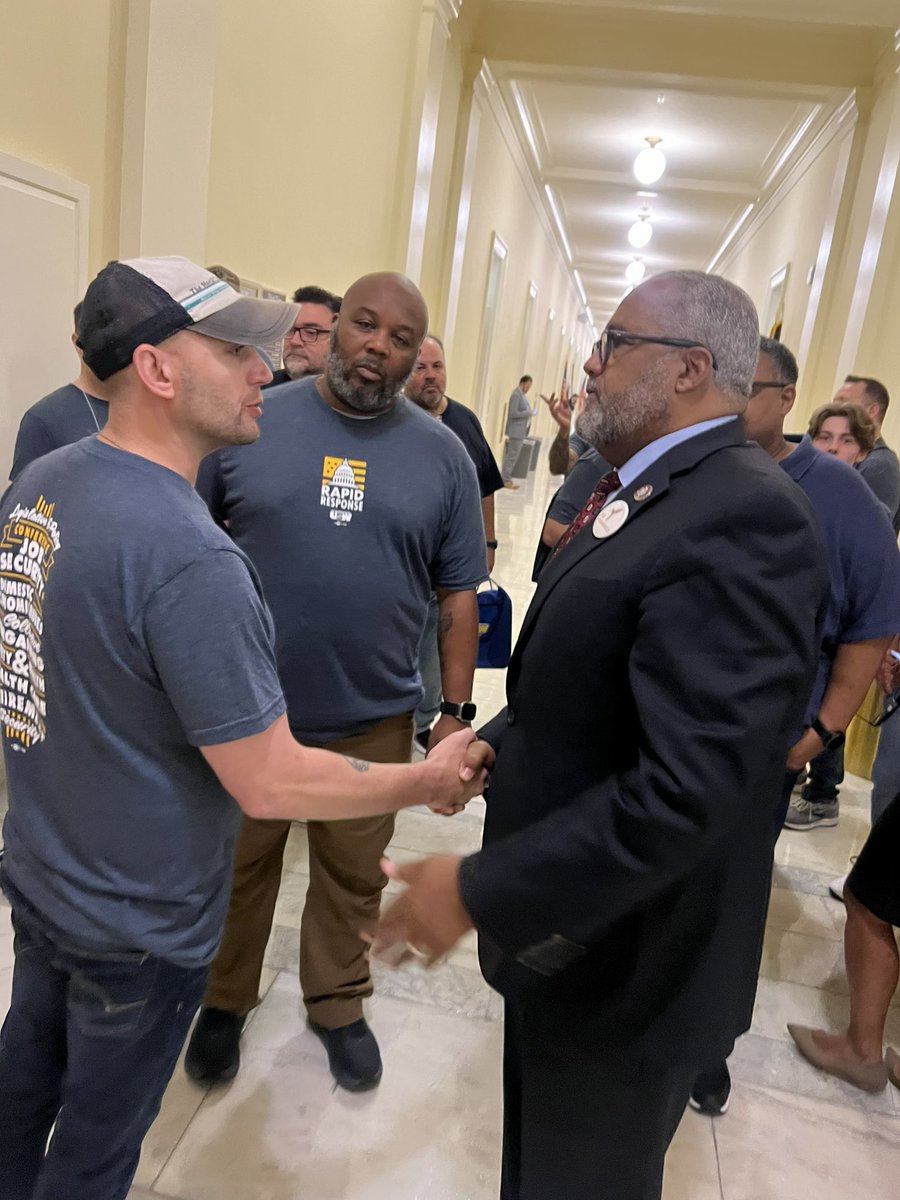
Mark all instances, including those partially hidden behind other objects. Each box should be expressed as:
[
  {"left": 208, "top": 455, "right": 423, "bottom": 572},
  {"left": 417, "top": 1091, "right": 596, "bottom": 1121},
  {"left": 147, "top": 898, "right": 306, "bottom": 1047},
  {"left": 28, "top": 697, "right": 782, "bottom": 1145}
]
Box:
[{"left": 829, "top": 875, "right": 846, "bottom": 902}]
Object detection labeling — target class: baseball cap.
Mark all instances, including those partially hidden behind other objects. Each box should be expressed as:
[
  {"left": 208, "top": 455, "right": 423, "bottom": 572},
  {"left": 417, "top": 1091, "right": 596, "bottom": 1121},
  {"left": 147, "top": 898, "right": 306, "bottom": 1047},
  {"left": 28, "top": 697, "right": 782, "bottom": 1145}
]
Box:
[{"left": 76, "top": 256, "right": 300, "bottom": 381}]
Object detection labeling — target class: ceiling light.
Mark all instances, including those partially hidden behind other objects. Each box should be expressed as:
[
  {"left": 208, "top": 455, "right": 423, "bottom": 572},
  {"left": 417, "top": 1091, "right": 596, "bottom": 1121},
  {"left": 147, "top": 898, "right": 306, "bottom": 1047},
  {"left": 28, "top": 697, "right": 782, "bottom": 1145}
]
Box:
[
  {"left": 625, "top": 258, "right": 646, "bottom": 286},
  {"left": 628, "top": 210, "right": 653, "bottom": 249},
  {"left": 633, "top": 137, "right": 666, "bottom": 185}
]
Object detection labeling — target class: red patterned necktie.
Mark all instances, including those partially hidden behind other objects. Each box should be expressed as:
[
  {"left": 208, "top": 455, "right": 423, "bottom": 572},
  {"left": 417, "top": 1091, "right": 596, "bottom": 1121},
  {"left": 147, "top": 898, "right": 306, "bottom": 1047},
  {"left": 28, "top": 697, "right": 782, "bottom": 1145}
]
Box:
[{"left": 551, "top": 470, "right": 621, "bottom": 560}]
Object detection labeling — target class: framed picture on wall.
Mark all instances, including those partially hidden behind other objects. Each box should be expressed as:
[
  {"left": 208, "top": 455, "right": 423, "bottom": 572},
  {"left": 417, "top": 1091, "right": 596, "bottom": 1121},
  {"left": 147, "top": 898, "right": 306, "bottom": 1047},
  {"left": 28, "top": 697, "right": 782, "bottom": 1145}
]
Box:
[{"left": 765, "top": 264, "right": 790, "bottom": 341}]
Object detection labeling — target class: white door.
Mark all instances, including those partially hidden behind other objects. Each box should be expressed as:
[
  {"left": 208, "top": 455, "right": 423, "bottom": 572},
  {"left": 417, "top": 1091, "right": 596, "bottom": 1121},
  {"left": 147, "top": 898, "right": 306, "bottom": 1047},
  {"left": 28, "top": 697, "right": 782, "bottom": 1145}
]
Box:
[{"left": 0, "top": 153, "right": 89, "bottom": 480}]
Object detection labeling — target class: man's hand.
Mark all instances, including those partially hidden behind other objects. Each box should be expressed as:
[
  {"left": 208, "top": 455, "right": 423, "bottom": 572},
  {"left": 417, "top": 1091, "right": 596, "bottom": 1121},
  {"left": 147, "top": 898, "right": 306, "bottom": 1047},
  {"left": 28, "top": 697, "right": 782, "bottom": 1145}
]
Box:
[
  {"left": 786, "top": 726, "right": 824, "bottom": 773},
  {"left": 420, "top": 727, "right": 490, "bottom": 815},
  {"left": 426, "top": 712, "right": 467, "bottom": 753},
  {"left": 876, "top": 646, "right": 900, "bottom": 695},
  {"left": 542, "top": 391, "right": 572, "bottom": 434},
  {"left": 367, "top": 854, "right": 472, "bottom": 967}
]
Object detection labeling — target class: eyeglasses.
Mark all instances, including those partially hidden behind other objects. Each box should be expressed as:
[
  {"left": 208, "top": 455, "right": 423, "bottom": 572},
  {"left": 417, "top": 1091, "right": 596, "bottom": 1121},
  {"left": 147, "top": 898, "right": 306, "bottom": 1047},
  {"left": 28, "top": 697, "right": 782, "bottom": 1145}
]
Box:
[
  {"left": 595, "top": 328, "right": 718, "bottom": 372},
  {"left": 750, "top": 380, "right": 787, "bottom": 397},
  {"left": 285, "top": 325, "right": 332, "bottom": 345}
]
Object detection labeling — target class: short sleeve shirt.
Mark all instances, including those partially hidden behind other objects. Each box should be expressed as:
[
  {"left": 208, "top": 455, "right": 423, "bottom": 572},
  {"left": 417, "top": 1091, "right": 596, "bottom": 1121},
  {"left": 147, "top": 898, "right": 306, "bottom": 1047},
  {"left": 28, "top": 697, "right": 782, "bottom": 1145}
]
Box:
[
  {"left": 782, "top": 437, "right": 900, "bottom": 719},
  {"left": 10, "top": 384, "right": 109, "bottom": 481},
  {"left": 440, "top": 398, "right": 504, "bottom": 498},
  {"left": 200, "top": 379, "right": 488, "bottom": 741},
  {"left": 0, "top": 439, "right": 285, "bottom": 966},
  {"left": 547, "top": 448, "right": 612, "bottom": 524}
]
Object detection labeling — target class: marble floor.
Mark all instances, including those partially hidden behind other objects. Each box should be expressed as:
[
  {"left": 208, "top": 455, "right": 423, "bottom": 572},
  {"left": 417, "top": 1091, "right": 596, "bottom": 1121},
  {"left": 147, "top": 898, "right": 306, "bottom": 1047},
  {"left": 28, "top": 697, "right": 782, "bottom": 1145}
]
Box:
[{"left": 1, "top": 459, "right": 899, "bottom": 1199}]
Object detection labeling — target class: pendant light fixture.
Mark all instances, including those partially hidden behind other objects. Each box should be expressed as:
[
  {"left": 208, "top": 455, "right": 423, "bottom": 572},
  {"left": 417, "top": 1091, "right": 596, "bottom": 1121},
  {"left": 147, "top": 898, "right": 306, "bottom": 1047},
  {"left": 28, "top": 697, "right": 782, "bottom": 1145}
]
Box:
[
  {"left": 633, "top": 137, "right": 666, "bottom": 185},
  {"left": 625, "top": 257, "right": 646, "bottom": 286},
  {"left": 628, "top": 208, "right": 653, "bottom": 249}
]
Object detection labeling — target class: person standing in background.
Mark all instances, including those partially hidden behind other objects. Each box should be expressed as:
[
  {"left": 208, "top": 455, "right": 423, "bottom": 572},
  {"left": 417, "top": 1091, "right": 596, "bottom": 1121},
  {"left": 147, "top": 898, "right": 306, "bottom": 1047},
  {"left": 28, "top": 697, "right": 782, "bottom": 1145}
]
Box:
[{"left": 500, "top": 375, "right": 535, "bottom": 489}]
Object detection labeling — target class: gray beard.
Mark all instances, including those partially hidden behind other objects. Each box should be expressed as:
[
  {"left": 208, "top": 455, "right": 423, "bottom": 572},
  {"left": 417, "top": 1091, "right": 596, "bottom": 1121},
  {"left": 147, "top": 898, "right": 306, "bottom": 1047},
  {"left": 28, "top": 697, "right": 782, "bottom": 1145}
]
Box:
[
  {"left": 325, "top": 347, "right": 407, "bottom": 414},
  {"left": 576, "top": 359, "right": 670, "bottom": 450}
]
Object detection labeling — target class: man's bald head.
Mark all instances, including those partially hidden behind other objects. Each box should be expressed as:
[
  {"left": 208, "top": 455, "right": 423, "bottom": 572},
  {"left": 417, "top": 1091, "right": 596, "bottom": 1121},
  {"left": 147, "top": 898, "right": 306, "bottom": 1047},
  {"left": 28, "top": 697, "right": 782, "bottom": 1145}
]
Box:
[{"left": 323, "top": 272, "right": 428, "bottom": 415}]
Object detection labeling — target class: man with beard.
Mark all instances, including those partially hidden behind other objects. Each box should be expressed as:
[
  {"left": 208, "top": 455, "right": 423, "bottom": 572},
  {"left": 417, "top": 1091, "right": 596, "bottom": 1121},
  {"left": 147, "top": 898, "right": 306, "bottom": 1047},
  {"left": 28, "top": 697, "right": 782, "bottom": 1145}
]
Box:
[
  {"left": 186, "top": 272, "right": 487, "bottom": 1092},
  {"left": 370, "top": 271, "right": 829, "bottom": 1200},
  {"left": 267, "top": 284, "right": 342, "bottom": 386},
  {"left": 404, "top": 333, "right": 503, "bottom": 746}
]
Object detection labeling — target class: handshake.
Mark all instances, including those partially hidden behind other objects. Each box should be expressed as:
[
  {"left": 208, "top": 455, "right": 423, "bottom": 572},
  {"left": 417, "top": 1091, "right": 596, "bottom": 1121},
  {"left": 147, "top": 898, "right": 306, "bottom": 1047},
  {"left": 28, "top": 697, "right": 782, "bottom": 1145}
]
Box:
[{"left": 417, "top": 727, "right": 495, "bottom": 815}]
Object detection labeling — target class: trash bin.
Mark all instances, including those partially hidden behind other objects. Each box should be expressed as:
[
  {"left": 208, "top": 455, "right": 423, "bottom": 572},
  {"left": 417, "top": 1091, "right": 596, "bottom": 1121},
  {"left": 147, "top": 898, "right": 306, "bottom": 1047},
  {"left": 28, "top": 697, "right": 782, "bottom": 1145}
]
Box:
[
  {"left": 512, "top": 438, "right": 535, "bottom": 479},
  {"left": 528, "top": 437, "right": 542, "bottom": 471}
]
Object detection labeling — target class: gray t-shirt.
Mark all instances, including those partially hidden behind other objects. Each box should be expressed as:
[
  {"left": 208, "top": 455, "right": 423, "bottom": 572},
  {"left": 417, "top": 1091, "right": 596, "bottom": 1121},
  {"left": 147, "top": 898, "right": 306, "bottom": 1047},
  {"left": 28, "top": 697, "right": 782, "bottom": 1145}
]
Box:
[
  {"left": 10, "top": 383, "right": 109, "bottom": 481},
  {"left": 857, "top": 439, "right": 900, "bottom": 533},
  {"left": 200, "top": 379, "right": 487, "bottom": 741},
  {"left": 0, "top": 438, "right": 285, "bottom": 966}
]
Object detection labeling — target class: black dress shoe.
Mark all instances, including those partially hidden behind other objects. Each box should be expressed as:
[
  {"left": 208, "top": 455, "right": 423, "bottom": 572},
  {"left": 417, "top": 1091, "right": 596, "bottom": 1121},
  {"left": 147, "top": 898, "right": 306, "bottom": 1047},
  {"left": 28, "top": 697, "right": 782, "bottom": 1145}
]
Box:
[
  {"left": 184, "top": 1007, "right": 244, "bottom": 1085},
  {"left": 688, "top": 1062, "right": 731, "bottom": 1116},
  {"left": 310, "top": 1017, "right": 383, "bottom": 1091}
]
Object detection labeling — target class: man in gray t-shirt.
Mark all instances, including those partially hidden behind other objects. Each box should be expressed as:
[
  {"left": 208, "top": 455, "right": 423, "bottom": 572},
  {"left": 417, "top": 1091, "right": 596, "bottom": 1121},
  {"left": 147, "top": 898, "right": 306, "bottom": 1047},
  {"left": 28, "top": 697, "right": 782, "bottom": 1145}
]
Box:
[
  {"left": 188, "top": 271, "right": 487, "bottom": 1094},
  {"left": 10, "top": 301, "right": 110, "bottom": 481},
  {"left": 0, "top": 258, "right": 487, "bottom": 1200}
]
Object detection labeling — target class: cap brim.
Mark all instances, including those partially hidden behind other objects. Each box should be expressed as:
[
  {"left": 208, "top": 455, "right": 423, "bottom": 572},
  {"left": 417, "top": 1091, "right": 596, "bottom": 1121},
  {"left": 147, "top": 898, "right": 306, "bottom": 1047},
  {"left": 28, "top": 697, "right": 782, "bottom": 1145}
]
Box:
[{"left": 192, "top": 296, "right": 299, "bottom": 346}]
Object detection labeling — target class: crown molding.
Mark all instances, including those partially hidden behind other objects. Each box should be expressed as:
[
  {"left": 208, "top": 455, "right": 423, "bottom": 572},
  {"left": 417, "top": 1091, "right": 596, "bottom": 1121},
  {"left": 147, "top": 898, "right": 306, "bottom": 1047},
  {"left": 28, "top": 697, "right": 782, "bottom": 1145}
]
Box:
[
  {"left": 709, "top": 90, "right": 858, "bottom": 273},
  {"left": 426, "top": 0, "right": 461, "bottom": 39}
]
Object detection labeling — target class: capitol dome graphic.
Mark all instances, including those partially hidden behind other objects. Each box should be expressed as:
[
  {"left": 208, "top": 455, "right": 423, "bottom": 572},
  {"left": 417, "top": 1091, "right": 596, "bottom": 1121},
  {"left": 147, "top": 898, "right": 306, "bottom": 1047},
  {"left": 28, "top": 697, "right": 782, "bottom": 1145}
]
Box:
[{"left": 332, "top": 459, "right": 356, "bottom": 487}]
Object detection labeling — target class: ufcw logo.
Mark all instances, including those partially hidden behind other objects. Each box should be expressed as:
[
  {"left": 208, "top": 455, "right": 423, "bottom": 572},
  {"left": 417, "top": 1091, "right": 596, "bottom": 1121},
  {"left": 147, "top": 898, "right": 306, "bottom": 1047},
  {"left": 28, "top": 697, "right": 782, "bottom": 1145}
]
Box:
[{"left": 321, "top": 457, "right": 366, "bottom": 526}]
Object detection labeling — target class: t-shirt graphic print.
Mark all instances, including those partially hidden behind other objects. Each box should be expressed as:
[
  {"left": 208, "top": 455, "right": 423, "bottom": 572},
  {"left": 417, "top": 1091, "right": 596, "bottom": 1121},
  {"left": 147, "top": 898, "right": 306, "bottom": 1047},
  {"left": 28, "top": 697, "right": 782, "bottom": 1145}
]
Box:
[
  {"left": 0, "top": 494, "right": 60, "bottom": 750},
  {"left": 321, "top": 455, "right": 366, "bottom": 526}
]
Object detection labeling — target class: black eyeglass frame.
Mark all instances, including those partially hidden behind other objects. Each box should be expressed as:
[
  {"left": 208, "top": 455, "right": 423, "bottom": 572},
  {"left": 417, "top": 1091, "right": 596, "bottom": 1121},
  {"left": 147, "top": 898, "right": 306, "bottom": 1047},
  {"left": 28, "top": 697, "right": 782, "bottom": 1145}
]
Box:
[
  {"left": 595, "top": 328, "right": 719, "bottom": 373},
  {"left": 749, "top": 379, "right": 789, "bottom": 397},
  {"left": 285, "top": 324, "right": 333, "bottom": 345}
]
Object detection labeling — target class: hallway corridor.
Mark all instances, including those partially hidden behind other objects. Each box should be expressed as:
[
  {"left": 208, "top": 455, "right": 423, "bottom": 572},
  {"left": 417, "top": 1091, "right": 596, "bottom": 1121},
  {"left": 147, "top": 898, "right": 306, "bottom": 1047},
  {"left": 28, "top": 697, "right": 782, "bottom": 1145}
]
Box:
[{"left": 0, "top": 460, "right": 898, "bottom": 1200}]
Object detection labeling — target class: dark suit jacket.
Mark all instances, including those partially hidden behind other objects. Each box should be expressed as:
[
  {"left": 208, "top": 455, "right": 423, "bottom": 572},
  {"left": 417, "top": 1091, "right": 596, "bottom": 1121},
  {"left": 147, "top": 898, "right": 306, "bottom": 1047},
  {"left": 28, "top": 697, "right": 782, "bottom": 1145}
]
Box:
[{"left": 460, "top": 420, "right": 828, "bottom": 1070}]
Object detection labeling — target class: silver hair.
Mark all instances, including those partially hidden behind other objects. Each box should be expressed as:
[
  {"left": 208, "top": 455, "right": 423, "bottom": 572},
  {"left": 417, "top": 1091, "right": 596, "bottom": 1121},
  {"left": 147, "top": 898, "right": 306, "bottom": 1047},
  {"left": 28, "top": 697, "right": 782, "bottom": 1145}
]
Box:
[{"left": 645, "top": 271, "right": 760, "bottom": 404}]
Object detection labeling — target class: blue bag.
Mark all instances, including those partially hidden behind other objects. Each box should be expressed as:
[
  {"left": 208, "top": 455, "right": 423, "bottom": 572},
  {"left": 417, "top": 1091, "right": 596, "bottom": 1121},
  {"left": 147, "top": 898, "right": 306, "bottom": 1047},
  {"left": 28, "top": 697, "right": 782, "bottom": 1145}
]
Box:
[{"left": 477, "top": 578, "right": 512, "bottom": 668}]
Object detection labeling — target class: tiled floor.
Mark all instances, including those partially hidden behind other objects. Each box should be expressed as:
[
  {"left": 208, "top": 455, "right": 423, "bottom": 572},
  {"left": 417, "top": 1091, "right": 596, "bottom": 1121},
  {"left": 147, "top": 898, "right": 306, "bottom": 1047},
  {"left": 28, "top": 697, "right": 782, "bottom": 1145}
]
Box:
[{"left": 2, "top": 462, "right": 900, "bottom": 1199}]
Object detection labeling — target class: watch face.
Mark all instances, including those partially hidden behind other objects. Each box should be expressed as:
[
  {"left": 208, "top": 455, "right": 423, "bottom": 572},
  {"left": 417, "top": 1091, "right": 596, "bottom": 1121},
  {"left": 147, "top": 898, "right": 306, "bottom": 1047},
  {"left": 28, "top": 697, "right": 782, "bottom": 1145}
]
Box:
[{"left": 460, "top": 701, "right": 477, "bottom": 721}]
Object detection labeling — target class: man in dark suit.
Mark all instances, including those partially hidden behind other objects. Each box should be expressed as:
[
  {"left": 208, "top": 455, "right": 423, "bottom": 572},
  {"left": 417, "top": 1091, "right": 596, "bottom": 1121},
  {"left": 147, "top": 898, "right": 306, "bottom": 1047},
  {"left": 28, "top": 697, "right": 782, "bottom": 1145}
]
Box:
[{"left": 370, "top": 271, "right": 828, "bottom": 1200}]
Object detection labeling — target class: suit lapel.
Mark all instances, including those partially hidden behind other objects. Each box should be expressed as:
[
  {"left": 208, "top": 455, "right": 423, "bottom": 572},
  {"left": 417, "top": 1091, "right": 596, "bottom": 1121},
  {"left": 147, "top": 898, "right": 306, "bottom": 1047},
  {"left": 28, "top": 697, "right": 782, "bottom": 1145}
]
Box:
[{"left": 516, "top": 419, "right": 746, "bottom": 651}]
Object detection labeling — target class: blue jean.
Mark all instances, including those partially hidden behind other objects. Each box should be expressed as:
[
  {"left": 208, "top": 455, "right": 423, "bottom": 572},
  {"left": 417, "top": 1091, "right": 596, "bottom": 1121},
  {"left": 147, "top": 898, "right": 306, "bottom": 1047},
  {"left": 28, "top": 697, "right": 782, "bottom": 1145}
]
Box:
[
  {"left": 414, "top": 595, "right": 442, "bottom": 736},
  {"left": 802, "top": 742, "right": 843, "bottom": 805},
  {"left": 0, "top": 889, "right": 207, "bottom": 1200}
]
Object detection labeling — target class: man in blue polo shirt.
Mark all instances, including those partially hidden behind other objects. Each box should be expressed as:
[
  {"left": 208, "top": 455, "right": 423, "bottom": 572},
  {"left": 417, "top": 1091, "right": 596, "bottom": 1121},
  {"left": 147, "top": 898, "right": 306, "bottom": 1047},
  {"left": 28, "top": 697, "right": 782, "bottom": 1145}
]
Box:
[{"left": 689, "top": 336, "right": 900, "bottom": 1117}]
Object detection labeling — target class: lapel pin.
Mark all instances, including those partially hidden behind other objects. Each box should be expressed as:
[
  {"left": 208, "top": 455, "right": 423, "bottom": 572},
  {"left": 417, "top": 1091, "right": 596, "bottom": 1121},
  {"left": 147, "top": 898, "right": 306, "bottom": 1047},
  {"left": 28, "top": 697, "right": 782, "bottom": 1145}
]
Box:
[
  {"left": 592, "top": 499, "right": 629, "bottom": 539},
  {"left": 633, "top": 484, "right": 653, "bottom": 502}
]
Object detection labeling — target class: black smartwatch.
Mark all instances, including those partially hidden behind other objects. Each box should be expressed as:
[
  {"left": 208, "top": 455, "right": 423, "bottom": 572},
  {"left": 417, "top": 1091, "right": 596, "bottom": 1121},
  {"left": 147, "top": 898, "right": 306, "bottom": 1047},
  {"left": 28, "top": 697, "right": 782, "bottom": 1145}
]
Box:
[
  {"left": 486, "top": 540, "right": 498, "bottom": 550},
  {"left": 440, "top": 700, "right": 477, "bottom": 722},
  {"left": 811, "top": 716, "right": 845, "bottom": 751}
]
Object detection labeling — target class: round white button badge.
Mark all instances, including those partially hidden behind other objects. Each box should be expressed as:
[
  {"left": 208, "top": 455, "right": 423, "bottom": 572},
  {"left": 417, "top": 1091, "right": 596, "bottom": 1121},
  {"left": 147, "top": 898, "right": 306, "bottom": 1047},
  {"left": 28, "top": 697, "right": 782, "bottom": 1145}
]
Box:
[{"left": 592, "top": 500, "right": 629, "bottom": 539}]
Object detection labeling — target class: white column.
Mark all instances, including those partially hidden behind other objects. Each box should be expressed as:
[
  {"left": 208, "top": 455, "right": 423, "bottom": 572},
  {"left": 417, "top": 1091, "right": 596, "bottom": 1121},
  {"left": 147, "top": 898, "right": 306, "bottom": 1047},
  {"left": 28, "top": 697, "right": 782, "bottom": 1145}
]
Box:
[{"left": 119, "top": 0, "right": 218, "bottom": 261}]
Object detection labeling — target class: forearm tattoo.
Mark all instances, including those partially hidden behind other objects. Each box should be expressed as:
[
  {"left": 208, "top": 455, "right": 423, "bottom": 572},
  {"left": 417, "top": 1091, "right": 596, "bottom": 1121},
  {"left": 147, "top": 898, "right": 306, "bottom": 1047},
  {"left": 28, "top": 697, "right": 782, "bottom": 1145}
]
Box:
[{"left": 344, "top": 756, "right": 371, "bottom": 773}]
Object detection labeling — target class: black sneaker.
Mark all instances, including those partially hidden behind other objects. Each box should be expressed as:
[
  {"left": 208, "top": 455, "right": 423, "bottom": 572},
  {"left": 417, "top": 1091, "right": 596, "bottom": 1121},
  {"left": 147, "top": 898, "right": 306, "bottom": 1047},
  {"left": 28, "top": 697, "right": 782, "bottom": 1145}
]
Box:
[
  {"left": 689, "top": 1062, "right": 731, "bottom": 1116},
  {"left": 414, "top": 728, "right": 431, "bottom": 753},
  {"left": 184, "top": 1007, "right": 244, "bottom": 1085},
  {"left": 310, "top": 1017, "right": 383, "bottom": 1091}
]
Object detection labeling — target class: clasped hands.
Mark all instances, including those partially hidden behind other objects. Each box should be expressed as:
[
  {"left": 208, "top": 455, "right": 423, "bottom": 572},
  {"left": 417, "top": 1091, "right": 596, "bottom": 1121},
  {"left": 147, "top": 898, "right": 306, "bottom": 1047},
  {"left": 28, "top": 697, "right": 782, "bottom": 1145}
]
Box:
[{"left": 363, "top": 731, "right": 494, "bottom": 968}]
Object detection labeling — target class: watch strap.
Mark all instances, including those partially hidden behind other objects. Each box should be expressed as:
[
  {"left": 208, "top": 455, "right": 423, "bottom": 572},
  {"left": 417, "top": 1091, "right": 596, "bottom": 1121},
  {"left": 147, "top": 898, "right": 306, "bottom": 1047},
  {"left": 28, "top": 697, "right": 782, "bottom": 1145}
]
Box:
[{"left": 440, "top": 700, "right": 477, "bottom": 722}]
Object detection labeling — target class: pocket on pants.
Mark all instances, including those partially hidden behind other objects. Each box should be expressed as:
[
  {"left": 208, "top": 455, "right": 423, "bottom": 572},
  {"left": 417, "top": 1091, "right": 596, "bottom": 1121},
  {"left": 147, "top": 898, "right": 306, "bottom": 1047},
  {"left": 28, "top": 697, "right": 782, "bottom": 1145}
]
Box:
[{"left": 69, "top": 955, "right": 160, "bottom": 1039}]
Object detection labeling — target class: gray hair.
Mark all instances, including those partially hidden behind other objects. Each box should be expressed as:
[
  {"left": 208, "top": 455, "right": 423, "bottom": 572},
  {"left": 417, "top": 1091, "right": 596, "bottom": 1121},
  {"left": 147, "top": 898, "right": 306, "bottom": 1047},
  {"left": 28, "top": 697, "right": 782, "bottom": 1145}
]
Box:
[{"left": 647, "top": 271, "right": 760, "bottom": 403}]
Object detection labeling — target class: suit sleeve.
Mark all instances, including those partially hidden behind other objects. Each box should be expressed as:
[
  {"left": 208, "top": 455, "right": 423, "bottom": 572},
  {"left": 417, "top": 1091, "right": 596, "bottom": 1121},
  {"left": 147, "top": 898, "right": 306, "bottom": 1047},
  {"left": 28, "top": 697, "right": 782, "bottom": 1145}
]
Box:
[{"left": 459, "top": 493, "right": 827, "bottom": 956}]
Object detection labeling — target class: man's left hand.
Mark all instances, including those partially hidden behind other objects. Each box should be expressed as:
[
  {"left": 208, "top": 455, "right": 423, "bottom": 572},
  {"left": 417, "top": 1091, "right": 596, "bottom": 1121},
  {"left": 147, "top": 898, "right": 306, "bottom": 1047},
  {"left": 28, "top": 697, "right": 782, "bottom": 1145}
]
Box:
[
  {"left": 786, "top": 726, "right": 824, "bottom": 773},
  {"left": 367, "top": 854, "right": 472, "bottom": 967},
  {"left": 427, "top": 713, "right": 468, "bottom": 753}
]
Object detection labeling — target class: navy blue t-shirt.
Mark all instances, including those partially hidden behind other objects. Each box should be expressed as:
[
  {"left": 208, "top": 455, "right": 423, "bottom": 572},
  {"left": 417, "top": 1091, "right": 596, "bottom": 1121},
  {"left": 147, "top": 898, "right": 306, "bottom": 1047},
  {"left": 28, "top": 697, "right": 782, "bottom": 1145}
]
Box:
[
  {"left": 200, "top": 379, "right": 487, "bottom": 741},
  {"left": 0, "top": 439, "right": 285, "bottom": 966},
  {"left": 10, "top": 383, "right": 108, "bottom": 481},
  {"left": 781, "top": 436, "right": 900, "bottom": 721}
]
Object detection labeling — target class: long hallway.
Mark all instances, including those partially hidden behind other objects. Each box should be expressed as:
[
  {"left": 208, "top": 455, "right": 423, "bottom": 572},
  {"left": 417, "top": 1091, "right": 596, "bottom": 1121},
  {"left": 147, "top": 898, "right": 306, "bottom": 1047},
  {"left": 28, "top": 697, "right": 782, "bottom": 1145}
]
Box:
[{"left": 0, "top": 461, "right": 898, "bottom": 1199}]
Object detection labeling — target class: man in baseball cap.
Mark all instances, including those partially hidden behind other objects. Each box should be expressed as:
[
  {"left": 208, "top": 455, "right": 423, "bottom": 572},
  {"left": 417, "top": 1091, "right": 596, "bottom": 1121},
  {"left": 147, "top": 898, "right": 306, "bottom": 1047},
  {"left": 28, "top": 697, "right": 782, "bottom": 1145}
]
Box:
[{"left": 0, "top": 256, "right": 491, "bottom": 1200}]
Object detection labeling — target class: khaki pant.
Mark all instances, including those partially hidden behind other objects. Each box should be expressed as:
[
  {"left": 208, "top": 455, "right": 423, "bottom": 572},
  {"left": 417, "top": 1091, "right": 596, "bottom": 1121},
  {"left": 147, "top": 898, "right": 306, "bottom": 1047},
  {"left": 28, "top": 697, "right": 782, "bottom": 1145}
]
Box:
[{"left": 203, "top": 712, "right": 414, "bottom": 1028}]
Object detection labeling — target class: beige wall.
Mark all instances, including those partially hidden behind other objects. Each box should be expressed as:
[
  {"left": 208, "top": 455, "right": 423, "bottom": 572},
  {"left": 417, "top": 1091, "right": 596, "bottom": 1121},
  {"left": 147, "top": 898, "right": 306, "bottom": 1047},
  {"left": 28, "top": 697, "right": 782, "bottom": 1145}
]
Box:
[
  {"left": 0, "top": 0, "right": 126, "bottom": 273},
  {"left": 204, "top": 0, "right": 423, "bottom": 297},
  {"left": 446, "top": 82, "right": 585, "bottom": 452}
]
